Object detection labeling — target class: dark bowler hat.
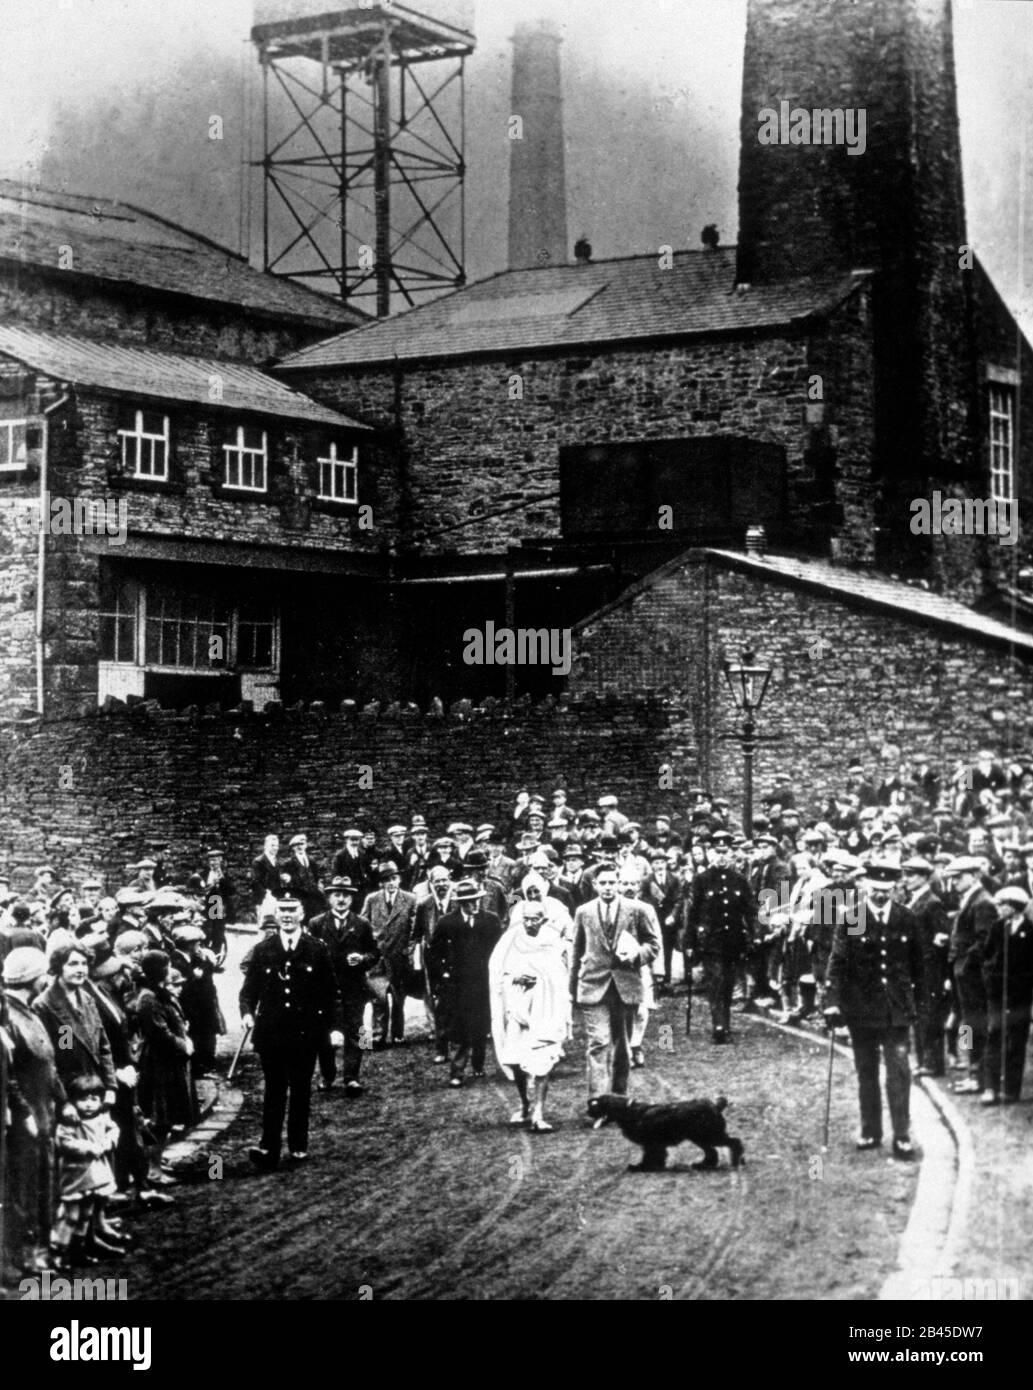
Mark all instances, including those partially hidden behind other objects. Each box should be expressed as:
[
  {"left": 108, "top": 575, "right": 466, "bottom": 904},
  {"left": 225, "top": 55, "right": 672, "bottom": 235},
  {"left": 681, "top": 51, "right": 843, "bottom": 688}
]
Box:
[
  {"left": 465, "top": 849, "right": 488, "bottom": 870},
  {"left": 595, "top": 834, "right": 619, "bottom": 855},
  {"left": 325, "top": 876, "right": 356, "bottom": 895},
  {"left": 378, "top": 862, "right": 401, "bottom": 881}
]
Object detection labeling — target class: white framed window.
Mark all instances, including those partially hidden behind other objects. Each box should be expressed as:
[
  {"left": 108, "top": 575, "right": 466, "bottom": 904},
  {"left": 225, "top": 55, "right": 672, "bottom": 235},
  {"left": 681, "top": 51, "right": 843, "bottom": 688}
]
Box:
[
  {"left": 118, "top": 409, "right": 169, "bottom": 480},
  {"left": 317, "top": 441, "right": 358, "bottom": 503},
  {"left": 223, "top": 424, "right": 267, "bottom": 492},
  {"left": 0, "top": 419, "right": 29, "bottom": 472},
  {"left": 990, "top": 384, "right": 1016, "bottom": 505},
  {"left": 236, "top": 601, "right": 278, "bottom": 670},
  {"left": 145, "top": 588, "right": 232, "bottom": 670}
]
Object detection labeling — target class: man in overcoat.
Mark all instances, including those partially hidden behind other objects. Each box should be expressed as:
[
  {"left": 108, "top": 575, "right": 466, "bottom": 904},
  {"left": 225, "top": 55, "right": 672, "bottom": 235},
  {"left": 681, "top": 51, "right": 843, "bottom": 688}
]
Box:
[
  {"left": 980, "top": 886, "right": 1033, "bottom": 1103},
  {"left": 361, "top": 863, "right": 417, "bottom": 1049},
  {"left": 824, "top": 862, "right": 923, "bottom": 1158},
  {"left": 902, "top": 856, "right": 950, "bottom": 1078},
  {"left": 309, "top": 877, "right": 378, "bottom": 1095},
  {"left": 943, "top": 855, "right": 997, "bottom": 1095},
  {"left": 683, "top": 830, "right": 759, "bottom": 1041},
  {"left": 239, "top": 896, "right": 336, "bottom": 1167},
  {"left": 427, "top": 879, "right": 502, "bottom": 1086}
]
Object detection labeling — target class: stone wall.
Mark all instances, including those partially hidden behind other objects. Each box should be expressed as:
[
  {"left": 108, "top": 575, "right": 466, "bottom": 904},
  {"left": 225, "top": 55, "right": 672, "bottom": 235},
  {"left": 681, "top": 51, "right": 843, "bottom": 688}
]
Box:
[
  {"left": 569, "top": 549, "right": 1033, "bottom": 811},
  {"left": 0, "top": 696, "right": 695, "bottom": 896},
  {"left": 0, "top": 263, "right": 342, "bottom": 365},
  {"left": 290, "top": 296, "right": 876, "bottom": 562}
]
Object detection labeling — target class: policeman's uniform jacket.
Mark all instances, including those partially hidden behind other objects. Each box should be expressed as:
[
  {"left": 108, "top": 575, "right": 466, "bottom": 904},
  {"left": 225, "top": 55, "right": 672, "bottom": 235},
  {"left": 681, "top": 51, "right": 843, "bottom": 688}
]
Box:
[
  {"left": 825, "top": 899, "right": 923, "bottom": 1029},
  {"left": 239, "top": 932, "right": 336, "bottom": 1051},
  {"left": 684, "top": 865, "right": 758, "bottom": 960}
]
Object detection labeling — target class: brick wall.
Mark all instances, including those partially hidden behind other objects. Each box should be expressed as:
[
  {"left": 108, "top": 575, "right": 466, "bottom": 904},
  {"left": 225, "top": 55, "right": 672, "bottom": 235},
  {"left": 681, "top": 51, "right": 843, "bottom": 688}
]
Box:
[
  {"left": 0, "top": 696, "right": 692, "bottom": 898},
  {"left": 569, "top": 549, "right": 1033, "bottom": 812}
]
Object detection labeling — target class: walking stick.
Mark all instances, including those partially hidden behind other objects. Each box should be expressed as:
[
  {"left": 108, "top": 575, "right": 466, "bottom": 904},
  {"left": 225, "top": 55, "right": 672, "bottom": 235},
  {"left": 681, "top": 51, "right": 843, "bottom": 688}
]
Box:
[
  {"left": 228, "top": 1001, "right": 260, "bottom": 1083},
  {"left": 1001, "top": 918, "right": 1009, "bottom": 1102},
  {"left": 821, "top": 1024, "right": 836, "bottom": 1152},
  {"left": 684, "top": 952, "right": 693, "bottom": 1037}
]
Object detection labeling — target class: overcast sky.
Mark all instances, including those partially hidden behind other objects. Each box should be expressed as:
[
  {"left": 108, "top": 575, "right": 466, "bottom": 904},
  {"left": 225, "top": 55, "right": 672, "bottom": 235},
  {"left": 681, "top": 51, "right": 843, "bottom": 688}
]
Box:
[{"left": 1, "top": 0, "right": 1030, "bottom": 336}]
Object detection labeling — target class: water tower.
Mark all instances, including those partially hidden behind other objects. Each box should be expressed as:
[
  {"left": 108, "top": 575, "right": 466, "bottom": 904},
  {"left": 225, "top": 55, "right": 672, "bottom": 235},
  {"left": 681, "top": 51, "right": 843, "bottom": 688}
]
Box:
[{"left": 251, "top": 2, "right": 475, "bottom": 316}]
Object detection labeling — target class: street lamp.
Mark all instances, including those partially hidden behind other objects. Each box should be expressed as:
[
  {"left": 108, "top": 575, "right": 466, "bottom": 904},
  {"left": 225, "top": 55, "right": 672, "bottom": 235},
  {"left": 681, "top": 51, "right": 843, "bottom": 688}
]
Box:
[{"left": 722, "top": 647, "right": 773, "bottom": 835}]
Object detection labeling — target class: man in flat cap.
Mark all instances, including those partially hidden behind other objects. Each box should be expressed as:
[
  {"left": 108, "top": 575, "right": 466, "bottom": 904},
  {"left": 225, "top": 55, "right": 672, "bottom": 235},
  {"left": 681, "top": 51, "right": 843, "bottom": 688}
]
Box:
[
  {"left": 980, "top": 887, "right": 1033, "bottom": 1103},
  {"left": 282, "top": 833, "right": 325, "bottom": 925},
  {"left": 902, "top": 856, "right": 950, "bottom": 1078},
  {"left": 333, "top": 828, "right": 373, "bottom": 904},
  {"left": 239, "top": 896, "right": 336, "bottom": 1167},
  {"left": 943, "top": 856, "right": 997, "bottom": 1095},
  {"left": 824, "top": 862, "right": 923, "bottom": 1158},
  {"left": 402, "top": 820, "right": 432, "bottom": 892},
  {"left": 684, "top": 830, "right": 759, "bottom": 1041}
]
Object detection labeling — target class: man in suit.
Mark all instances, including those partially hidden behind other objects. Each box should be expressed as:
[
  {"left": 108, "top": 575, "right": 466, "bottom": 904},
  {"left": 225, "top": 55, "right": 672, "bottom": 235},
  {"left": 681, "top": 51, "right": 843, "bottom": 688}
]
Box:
[
  {"left": 902, "top": 856, "right": 950, "bottom": 1078},
  {"left": 980, "top": 886, "right": 1033, "bottom": 1104},
  {"left": 570, "top": 864, "right": 660, "bottom": 1113},
  {"left": 824, "top": 862, "right": 923, "bottom": 1159},
  {"left": 200, "top": 847, "right": 234, "bottom": 964},
  {"left": 944, "top": 855, "right": 997, "bottom": 1095},
  {"left": 411, "top": 867, "right": 455, "bottom": 1062},
  {"left": 361, "top": 862, "right": 417, "bottom": 1048},
  {"left": 250, "top": 833, "right": 286, "bottom": 916},
  {"left": 332, "top": 828, "right": 372, "bottom": 903},
  {"left": 684, "top": 830, "right": 759, "bottom": 1041},
  {"left": 309, "top": 876, "right": 378, "bottom": 1095},
  {"left": 239, "top": 896, "right": 336, "bottom": 1168},
  {"left": 485, "top": 830, "right": 518, "bottom": 894},
  {"left": 559, "top": 843, "right": 595, "bottom": 908},
  {"left": 428, "top": 879, "right": 502, "bottom": 1086},
  {"left": 464, "top": 849, "right": 509, "bottom": 921},
  {"left": 282, "top": 833, "right": 326, "bottom": 924},
  {"left": 749, "top": 833, "right": 792, "bottom": 1004},
  {"left": 402, "top": 821, "right": 433, "bottom": 892},
  {"left": 643, "top": 846, "right": 684, "bottom": 991}
]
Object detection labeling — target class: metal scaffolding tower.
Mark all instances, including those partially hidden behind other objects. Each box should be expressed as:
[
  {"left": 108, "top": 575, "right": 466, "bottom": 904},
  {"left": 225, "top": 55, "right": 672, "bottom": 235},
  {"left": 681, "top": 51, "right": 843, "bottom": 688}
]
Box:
[{"left": 251, "top": 2, "right": 475, "bottom": 316}]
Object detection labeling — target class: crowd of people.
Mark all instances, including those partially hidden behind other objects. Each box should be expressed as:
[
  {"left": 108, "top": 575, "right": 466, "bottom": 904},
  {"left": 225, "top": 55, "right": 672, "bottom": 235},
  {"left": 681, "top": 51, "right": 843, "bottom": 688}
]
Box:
[{"left": 4, "top": 748, "right": 1033, "bottom": 1280}]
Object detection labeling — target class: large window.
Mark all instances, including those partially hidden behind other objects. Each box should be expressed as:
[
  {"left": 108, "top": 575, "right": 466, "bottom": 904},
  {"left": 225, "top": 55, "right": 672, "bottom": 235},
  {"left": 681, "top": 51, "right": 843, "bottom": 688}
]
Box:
[
  {"left": 100, "top": 576, "right": 277, "bottom": 673},
  {"left": 145, "top": 588, "right": 232, "bottom": 669},
  {"left": 119, "top": 409, "right": 169, "bottom": 480},
  {"left": 990, "top": 384, "right": 1016, "bottom": 505},
  {"left": 317, "top": 442, "right": 358, "bottom": 503},
  {"left": 99, "top": 575, "right": 139, "bottom": 663},
  {"left": 0, "top": 419, "right": 28, "bottom": 472},
  {"left": 223, "top": 425, "right": 267, "bottom": 492}
]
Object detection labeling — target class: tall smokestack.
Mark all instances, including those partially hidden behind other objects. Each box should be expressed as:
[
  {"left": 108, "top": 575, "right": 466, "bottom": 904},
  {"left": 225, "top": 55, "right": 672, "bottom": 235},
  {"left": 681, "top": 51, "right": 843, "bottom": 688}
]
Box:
[{"left": 508, "top": 18, "right": 569, "bottom": 270}]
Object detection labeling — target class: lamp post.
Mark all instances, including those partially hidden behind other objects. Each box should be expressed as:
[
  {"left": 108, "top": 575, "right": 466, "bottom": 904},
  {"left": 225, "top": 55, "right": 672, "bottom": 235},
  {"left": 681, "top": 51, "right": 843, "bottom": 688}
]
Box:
[{"left": 722, "top": 647, "right": 773, "bottom": 835}]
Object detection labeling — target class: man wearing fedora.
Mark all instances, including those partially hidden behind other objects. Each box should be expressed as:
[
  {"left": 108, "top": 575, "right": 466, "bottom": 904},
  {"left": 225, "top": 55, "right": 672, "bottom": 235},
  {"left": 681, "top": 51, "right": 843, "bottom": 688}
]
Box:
[
  {"left": 824, "top": 862, "right": 923, "bottom": 1159},
  {"left": 309, "top": 877, "right": 378, "bottom": 1094},
  {"left": 980, "top": 886, "right": 1033, "bottom": 1104},
  {"left": 362, "top": 862, "right": 417, "bottom": 1049},
  {"left": 239, "top": 896, "right": 336, "bottom": 1167},
  {"left": 943, "top": 855, "right": 997, "bottom": 1095},
  {"left": 428, "top": 879, "right": 503, "bottom": 1086}
]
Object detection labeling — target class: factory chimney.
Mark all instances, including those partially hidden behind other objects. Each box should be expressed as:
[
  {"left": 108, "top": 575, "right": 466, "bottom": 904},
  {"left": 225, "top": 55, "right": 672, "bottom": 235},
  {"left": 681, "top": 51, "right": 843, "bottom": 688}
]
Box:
[{"left": 508, "top": 18, "right": 569, "bottom": 270}]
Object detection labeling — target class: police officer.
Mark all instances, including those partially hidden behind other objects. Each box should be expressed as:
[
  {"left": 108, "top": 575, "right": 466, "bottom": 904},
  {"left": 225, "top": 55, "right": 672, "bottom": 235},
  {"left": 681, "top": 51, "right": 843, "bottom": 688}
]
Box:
[
  {"left": 239, "top": 896, "right": 336, "bottom": 1168},
  {"left": 684, "top": 830, "right": 759, "bottom": 1043},
  {"left": 823, "top": 862, "right": 923, "bottom": 1159}
]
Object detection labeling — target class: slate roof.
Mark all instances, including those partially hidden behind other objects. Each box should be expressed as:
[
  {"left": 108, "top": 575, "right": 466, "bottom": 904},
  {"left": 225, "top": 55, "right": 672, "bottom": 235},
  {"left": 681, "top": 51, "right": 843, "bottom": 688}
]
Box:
[
  {"left": 576, "top": 545, "right": 1033, "bottom": 658},
  {"left": 0, "top": 325, "right": 370, "bottom": 430},
  {"left": 0, "top": 181, "right": 364, "bottom": 330},
  {"left": 277, "top": 247, "right": 867, "bottom": 370}
]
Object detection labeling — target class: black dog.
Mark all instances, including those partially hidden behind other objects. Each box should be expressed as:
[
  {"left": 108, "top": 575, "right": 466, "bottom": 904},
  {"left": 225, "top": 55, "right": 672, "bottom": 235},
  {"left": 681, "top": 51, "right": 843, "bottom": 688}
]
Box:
[{"left": 587, "top": 1094, "right": 745, "bottom": 1172}]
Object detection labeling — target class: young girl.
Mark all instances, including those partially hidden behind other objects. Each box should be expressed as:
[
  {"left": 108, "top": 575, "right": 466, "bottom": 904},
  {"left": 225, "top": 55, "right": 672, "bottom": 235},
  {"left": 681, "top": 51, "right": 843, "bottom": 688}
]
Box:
[{"left": 52, "top": 1075, "right": 126, "bottom": 1269}]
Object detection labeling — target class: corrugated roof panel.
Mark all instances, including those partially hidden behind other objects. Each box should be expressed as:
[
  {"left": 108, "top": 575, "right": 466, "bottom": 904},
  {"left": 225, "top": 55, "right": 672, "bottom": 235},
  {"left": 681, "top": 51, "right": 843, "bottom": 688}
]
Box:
[{"left": 0, "top": 325, "right": 371, "bottom": 430}]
